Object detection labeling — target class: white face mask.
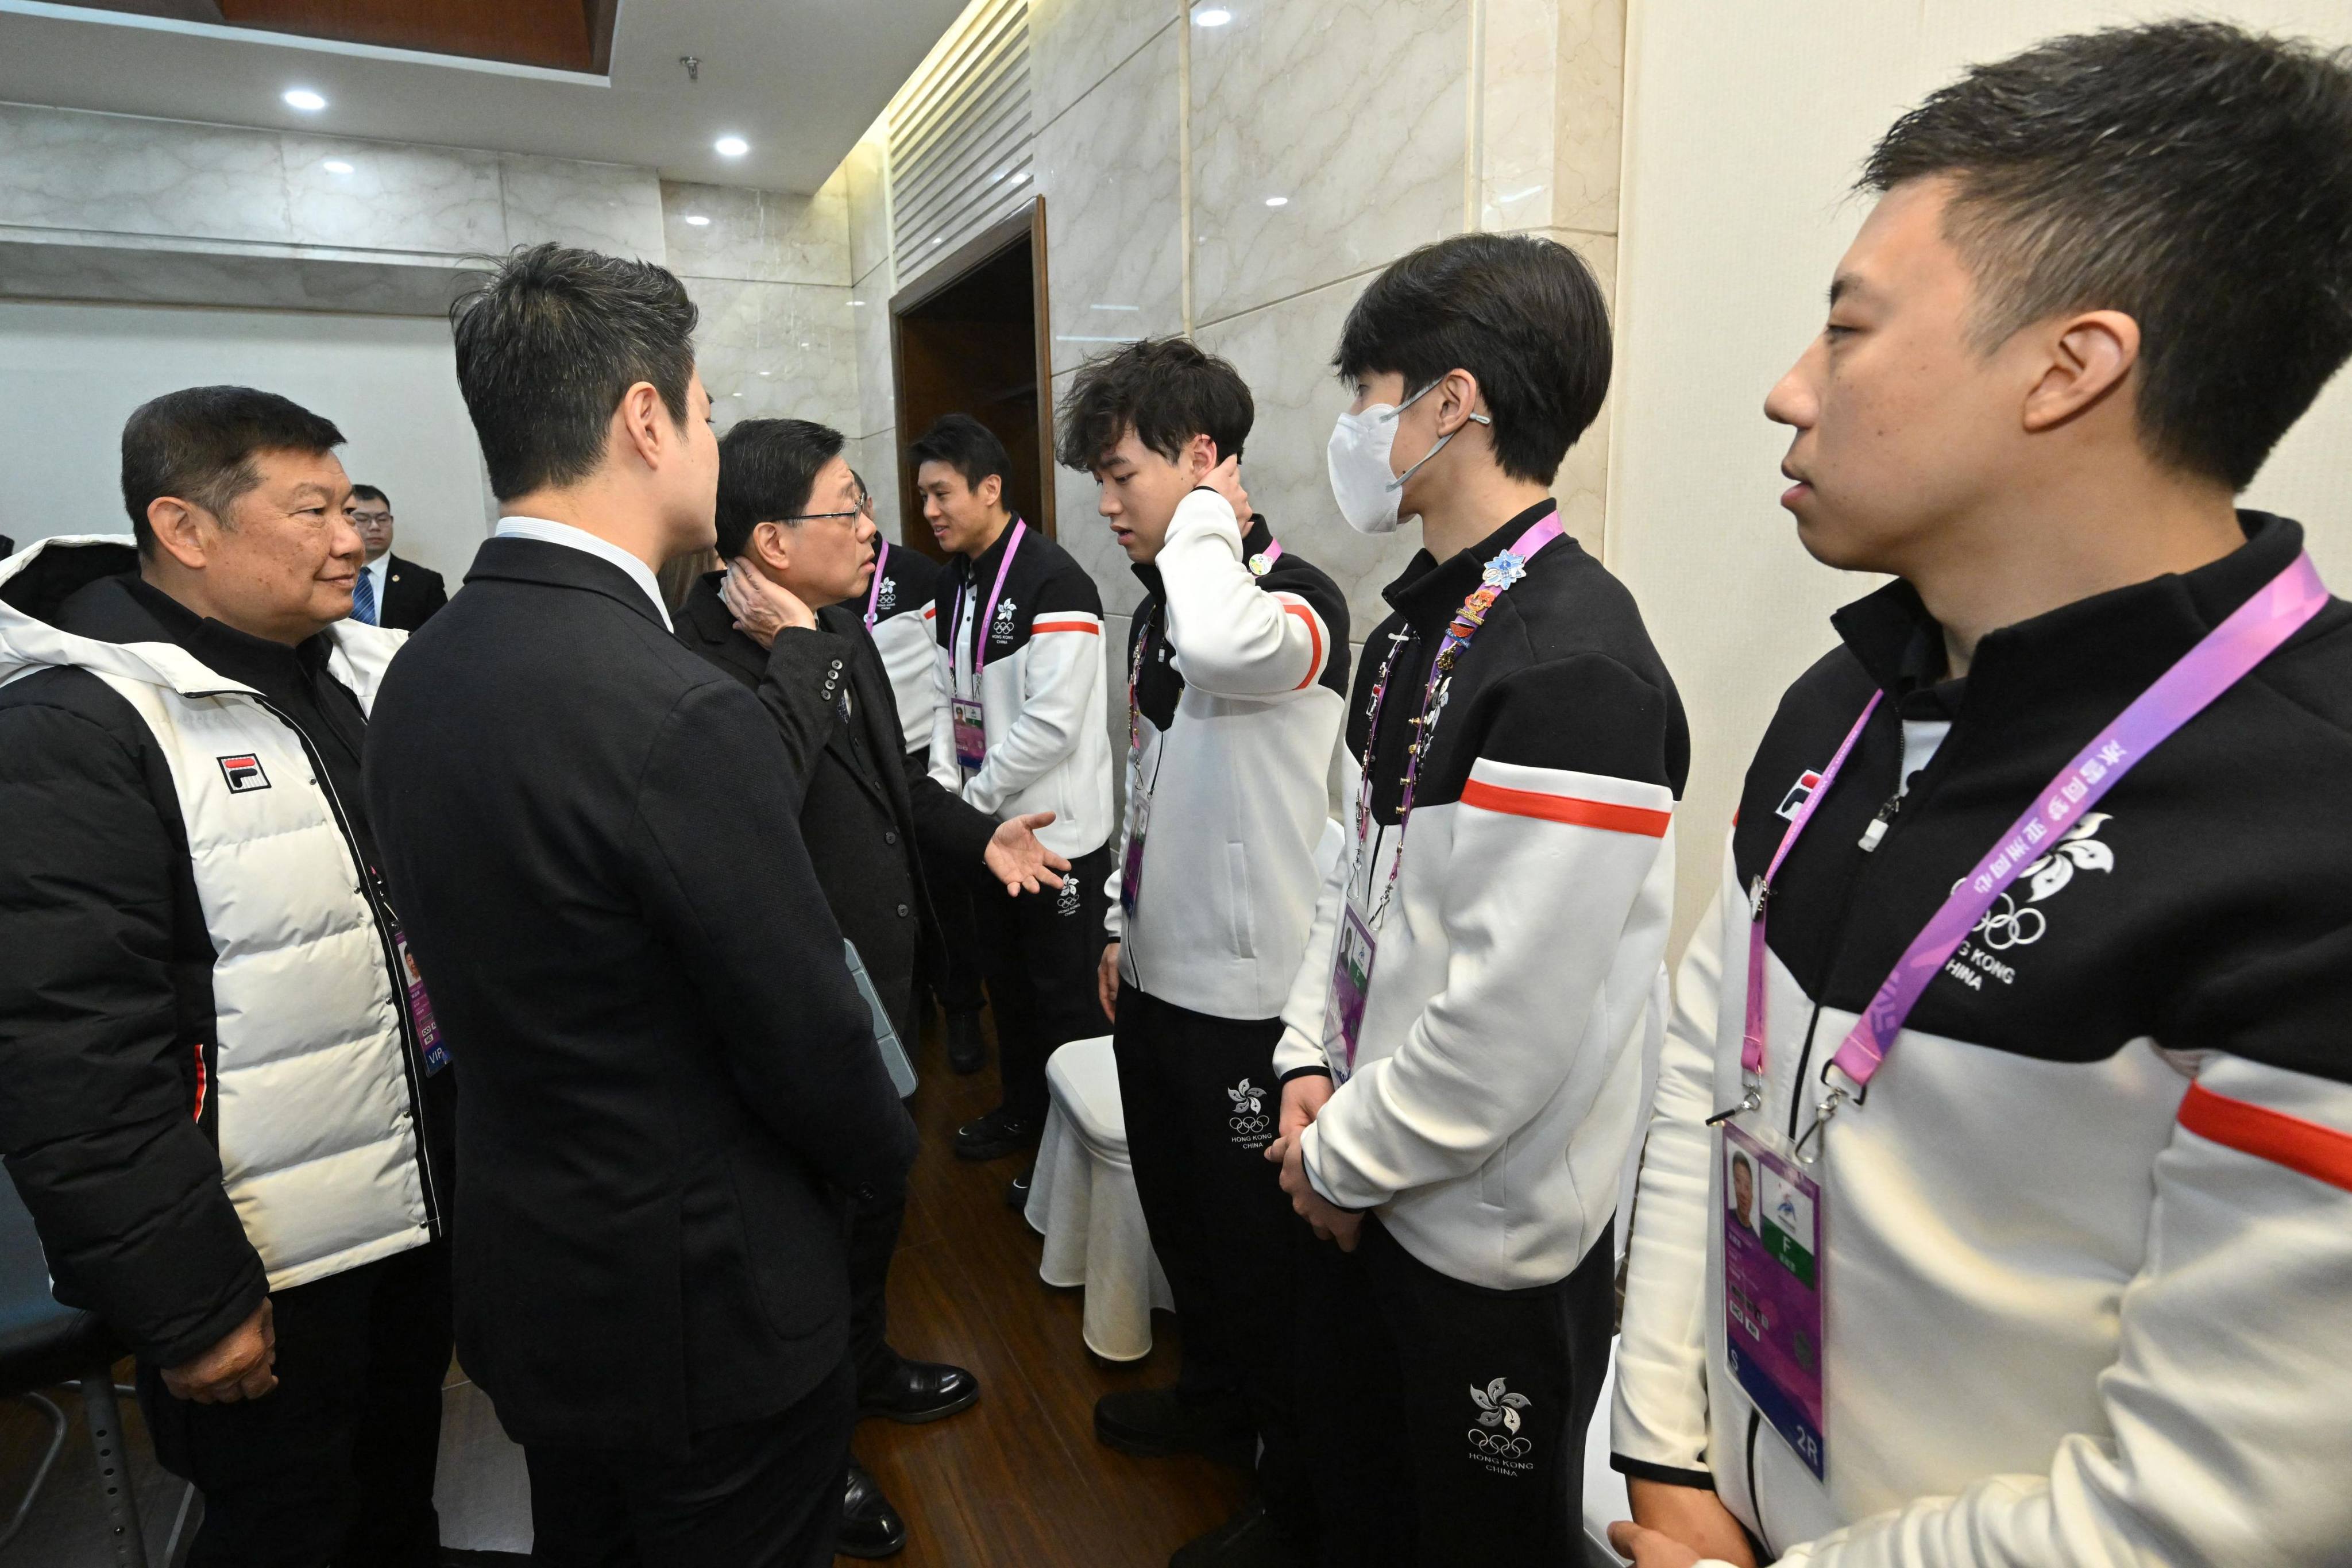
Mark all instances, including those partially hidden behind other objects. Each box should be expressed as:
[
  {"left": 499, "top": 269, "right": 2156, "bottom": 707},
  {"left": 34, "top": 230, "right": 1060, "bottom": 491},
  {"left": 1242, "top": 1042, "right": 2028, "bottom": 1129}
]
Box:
[{"left": 1325, "top": 380, "right": 1492, "bottom": 535}]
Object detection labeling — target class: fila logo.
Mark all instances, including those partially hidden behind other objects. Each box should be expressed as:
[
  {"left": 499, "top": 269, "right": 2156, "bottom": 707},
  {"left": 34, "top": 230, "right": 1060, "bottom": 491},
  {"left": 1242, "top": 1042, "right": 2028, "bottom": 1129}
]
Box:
[
  {"left": 1776, "top": 770, "right": 1824, "bottom": 821},
  {"left": 217, "top": 754, "right": 272, "bottom": 793}
]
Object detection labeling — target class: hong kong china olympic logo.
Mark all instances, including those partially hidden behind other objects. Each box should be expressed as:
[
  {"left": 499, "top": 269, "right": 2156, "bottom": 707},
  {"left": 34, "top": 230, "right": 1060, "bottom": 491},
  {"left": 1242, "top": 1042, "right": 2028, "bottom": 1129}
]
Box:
[
  {"left": 1467, "top": 1378, "right": 1533, "bottom": 1461},
  {"left": 1969, "top": 813, "right": 2115, "bottom": 951},
  {"left": 1227, "top": 1078, "right": 1269, "bottom": 1134}
]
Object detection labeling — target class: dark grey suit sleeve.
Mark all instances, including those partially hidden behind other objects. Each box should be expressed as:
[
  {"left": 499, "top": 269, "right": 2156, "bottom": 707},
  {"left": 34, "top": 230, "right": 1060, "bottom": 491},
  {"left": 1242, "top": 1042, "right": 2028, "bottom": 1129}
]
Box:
[
  {"left": 627, "top": 679, "right": 918, "bottom": 1194},
  {"left": 754, "top": 629, "right": 849, "bottom": 809}
]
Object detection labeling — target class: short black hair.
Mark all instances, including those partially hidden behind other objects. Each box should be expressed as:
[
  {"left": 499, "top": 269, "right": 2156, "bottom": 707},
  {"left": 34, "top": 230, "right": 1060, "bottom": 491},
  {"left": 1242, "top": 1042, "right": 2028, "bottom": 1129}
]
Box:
[
  {"left": 450, "top": 243, "right": 700, "bottom": 501},
  {"left": 119, "top": 386, "right": 345, "bottom": 555},
  {"left": 715, "top": 419, "right": 847, "bottom": 559},
  {"left": 1333, "top": 234, "right": 1610, "bottom": 486},
  {"left": 347, "top": 484, "right": 389, "bottom": 508},
  {"left": 909, "top": 413, "right": 1011, "bottom": 499},
  {"left": 1055, "top": 337, "right": 1254, "bottom": 472},
  {"left": 1864, "top": 21, "right": 2352, "bottom": 491}
]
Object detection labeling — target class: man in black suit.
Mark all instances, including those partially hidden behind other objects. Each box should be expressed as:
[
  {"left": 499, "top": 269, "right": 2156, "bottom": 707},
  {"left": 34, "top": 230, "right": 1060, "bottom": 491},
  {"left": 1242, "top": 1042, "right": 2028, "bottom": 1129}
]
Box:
[
  {"left": 677, "top": 420, "right": 1065, "bottom": 1558},
  {"left": 365, "top": 244, "right": 917, "bottom": 1568},
  {"left": 344, "top": 486, "right": 447, "bottom": 630}
]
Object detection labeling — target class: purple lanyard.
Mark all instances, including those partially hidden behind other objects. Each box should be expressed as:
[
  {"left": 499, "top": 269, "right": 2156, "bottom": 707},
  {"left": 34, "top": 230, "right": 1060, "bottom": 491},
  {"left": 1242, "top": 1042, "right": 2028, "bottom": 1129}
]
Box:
[
  {"left": 863, "top": 539, "right": 890, "bottom": 630},
  {"left": 1743, "top": 552, "right": 2328, "bottom": 1130},
  {"left": 949, "top": 519, "right": 1026, "bottom": 684},
  {"left": 1355, "top": 507, "right": 1565, "bottom": 920}
]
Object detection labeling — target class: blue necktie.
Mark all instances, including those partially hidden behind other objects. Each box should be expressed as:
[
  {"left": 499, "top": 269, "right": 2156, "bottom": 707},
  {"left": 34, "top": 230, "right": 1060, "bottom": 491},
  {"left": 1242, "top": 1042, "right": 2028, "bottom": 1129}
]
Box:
[{"left": 352, "top": 569, "right": 378, "bottom": 626}]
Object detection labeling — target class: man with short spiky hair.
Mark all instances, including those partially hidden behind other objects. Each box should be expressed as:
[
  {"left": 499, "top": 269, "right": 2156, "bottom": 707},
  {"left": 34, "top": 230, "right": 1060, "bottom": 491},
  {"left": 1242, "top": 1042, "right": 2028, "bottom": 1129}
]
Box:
[
  {"left": 1056, "top": 338, "right": 1348, "bottom": 1567},
  {"left": 368, "top": 245, "right": 917, "bottom": 1567},
  {"left": 1609, "top": 22, "right": 2352, "bottom": 1568}
]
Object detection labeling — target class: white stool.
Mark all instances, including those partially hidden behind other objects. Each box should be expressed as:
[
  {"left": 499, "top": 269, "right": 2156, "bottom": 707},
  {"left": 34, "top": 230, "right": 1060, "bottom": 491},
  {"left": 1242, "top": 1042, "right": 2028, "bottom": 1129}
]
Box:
[{"left": 1023, "top": 1034, "right": 1173, "bottom": 1361}]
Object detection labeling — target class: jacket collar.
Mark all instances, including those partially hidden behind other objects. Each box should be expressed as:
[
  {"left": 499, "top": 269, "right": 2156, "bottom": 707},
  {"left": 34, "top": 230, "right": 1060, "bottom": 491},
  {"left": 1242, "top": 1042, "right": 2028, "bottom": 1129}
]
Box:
[
  {"left": 1829, "top": 511, "right": 2311, "bottom": 714},
  {"left": 1127, "top": 512, "right": 1277, "bottom": 604},
  {"left": 677, "top": 571, "right": 771, "bottom": 680},
  {"left": 1381, "top": 499, "right": 1562, "bottom": 632},
  {"left": 465, "top": 534, "right": 672, "bottom": 631},
  {"left": 954, "top": 514, "right": 1026, "bottom": 584}
]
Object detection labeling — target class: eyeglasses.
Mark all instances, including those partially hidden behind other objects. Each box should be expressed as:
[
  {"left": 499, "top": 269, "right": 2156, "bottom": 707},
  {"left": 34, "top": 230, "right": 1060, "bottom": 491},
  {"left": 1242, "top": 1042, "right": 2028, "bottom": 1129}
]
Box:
[{"left": 782, "top": 508, "right": 863, "bottom": 524}]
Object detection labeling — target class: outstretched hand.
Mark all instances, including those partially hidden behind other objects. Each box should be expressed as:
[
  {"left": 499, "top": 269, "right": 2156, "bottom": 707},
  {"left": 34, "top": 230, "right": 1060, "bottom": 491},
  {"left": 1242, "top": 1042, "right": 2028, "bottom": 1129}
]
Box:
[{"left": 984, "top": 811, "right": 1069, "bottom": 895}]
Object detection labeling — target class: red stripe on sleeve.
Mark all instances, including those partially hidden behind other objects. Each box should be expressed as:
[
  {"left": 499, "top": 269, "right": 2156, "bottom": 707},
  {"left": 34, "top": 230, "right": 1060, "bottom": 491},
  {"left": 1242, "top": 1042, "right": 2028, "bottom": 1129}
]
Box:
[
  {"left": 2179, "top": 1081, "right": 2352, "bottom": 1192},
  {"left": 1032, "top": 619, "right": 1100, "bottom": 635},
  {"left": 1459, "top": 778, "right": 1671, "bottom": 837},
  {"left": 1281, "top": 602, "right": 1324, "bottom": 690}
]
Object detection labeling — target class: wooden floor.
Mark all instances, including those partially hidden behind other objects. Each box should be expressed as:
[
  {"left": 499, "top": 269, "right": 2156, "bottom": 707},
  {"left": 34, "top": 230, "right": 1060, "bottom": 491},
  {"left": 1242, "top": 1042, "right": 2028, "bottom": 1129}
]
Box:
[{"left": 0, "top": 1010, "right": 1245, "bottom": 1567}]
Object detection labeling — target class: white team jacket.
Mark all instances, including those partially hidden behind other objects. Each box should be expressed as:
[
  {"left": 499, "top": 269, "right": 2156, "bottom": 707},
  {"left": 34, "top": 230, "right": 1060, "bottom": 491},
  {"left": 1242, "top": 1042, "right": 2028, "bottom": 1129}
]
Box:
[{"left": 1106, "top": 491, "right": 1348, "bottom": 1021}]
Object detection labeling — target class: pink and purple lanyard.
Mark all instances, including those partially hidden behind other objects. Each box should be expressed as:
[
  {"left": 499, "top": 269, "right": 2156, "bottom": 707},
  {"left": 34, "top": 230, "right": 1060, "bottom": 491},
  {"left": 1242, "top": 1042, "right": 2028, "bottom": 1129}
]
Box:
[
  {"left": 1736, "top": 552, "right": 2328, "bottom": 1157},
  {"left": 949, "top": 519, "right": 1027, "bottom": 686},
  {"left": 1353, "top": 508, "right": 1563, "bottom": 922},
  {"left": 862, "top": 539, "right": 891, "bottom": 630}
]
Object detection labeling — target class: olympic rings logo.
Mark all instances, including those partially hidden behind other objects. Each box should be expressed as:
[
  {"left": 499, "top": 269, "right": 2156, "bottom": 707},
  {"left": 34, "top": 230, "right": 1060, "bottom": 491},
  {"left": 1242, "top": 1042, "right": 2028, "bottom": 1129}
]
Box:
[
  {"left": 1466, "top": 1430, "right": 1532, "bottom": 1458},
  {"left": 1972, "top": 892, "right": 2045, "bottom": 950},
  {"left": 1230, "top": 1114, "right": 1270, "bottom": 1134}
]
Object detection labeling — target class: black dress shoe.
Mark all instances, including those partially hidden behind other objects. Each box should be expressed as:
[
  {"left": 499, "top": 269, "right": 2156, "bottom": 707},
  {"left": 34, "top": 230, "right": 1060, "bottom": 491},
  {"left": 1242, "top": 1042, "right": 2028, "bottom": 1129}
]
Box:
[
  {"left": 953, "top": 1106, "right": 1038, "bottom": 1161},
  {"left": 1094, "top": 1387, "right": 1256, "bottom": 1468},
  {"left": 859, "top": 1356, "right": 980, "bottom": 1424},
  {"left": 838, "top": 1462, "right": 907, "bottom": 1559},
  {"left": 946, "top": 1008, "right": 987, "bottom": 1074},
  {"left": 1170, "top": 1498, "right": 1310, "bottom": 1567},
  {"left": 1005, "top": 1164, "right": 1034, "bottom": 1210}
]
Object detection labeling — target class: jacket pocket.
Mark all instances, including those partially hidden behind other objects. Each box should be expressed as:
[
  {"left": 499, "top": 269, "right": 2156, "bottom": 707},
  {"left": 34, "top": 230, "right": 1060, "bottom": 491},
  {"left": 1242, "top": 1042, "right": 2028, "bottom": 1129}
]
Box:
[
  {"left": 1225, "top": 843, "right": 1257, "bottom": 958},
  {"left": 724, "top": 1142, "right": 847, "bottom": 1341}
]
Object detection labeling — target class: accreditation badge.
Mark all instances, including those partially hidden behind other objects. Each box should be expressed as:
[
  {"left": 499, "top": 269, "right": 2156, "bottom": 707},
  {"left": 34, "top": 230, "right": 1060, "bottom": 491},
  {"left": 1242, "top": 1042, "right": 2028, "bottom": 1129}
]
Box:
[
  {"left": 1323, "top": 896, "right": 1377, "bottom": 1084},
  {"left": 1721, "top": 1122, "right": 1826, "bottom": 1478},
  {"left": 951, "top": 696, "right": 987, "bottom": 774},
  {"left": 1118, "top": 796, "right": 1150, "bottom": 920}
]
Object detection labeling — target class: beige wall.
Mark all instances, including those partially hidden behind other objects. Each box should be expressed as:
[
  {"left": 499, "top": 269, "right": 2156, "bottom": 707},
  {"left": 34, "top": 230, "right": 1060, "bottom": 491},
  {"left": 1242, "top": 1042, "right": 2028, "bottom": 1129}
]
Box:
[{"left": 1611, "top": 0, "right": 2352, "bottom": 958}]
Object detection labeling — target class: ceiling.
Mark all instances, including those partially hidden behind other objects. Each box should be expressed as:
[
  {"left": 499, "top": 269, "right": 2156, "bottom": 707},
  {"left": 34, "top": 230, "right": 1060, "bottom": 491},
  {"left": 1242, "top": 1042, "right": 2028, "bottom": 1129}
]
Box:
[{"left": 0, "top": 0, "right": 967, "bottom": 193}]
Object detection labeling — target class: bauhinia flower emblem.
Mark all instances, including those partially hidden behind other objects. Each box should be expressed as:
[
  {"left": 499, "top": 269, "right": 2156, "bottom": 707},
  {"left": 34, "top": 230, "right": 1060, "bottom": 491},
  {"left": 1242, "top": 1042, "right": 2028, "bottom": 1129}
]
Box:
[
  {"left": 1228, "top": 1078, "right": 1265, "bottom": 1115},
  {"left": 1471, "top": 1377, "right": 1531, "bottom": 1434},
  {"left": 2023, "top": 812, "right": 2113, "bottom": 902}
]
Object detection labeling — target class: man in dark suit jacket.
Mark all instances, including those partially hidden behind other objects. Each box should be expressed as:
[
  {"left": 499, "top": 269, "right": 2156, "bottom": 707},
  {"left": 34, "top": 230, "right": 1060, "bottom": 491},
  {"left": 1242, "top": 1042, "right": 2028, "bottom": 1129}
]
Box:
[
  {"left": 365, "top": 245, "right": 916, "bottom": 1568},
  {"left": 677, "top": 418, "right": 1067, "bottom": 1559},
  {"left": 345, "top": 485, "right": 448, "bottom": 630}
]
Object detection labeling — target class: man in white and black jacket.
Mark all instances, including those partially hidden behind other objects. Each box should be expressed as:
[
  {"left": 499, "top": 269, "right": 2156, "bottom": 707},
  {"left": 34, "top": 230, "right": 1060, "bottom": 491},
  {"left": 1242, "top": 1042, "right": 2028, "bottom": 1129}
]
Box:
[
  {"left": 915, "top": 414, "right": 1117, "bottom": 1163},
  {"left": 1056, "top": 339, "right": 1350, "bottom": 1568},
  {"left": 1608, "top": 25, "right": 2352, "bottom": 1568},
  {"left": 0, "top": 388, "right": 462, "bottom": 1567},
  {"left": 1270, "top": 234, "right": 1689, "bottom": 1566}
]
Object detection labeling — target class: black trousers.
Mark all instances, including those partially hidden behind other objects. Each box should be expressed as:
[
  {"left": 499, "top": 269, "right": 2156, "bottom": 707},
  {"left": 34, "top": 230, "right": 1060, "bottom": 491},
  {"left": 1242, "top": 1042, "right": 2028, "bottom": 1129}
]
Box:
[
  {"left": 1114, "top": 986, "right": 1313, "bottom": 1534},
  {"left": 137, "top": 1239, "right": 451, "bottom": 1568},
  {"left": 1295, "top": 1215, "right": 1615, "bottom": 1568},
  {"left": 971, "top": 844, "right": 1111, "bottom": 1123},
  {"left": 842, "top": 1181, "right": 903, "bottom": 1391},
  {"left": 912, "top": 749, "right": 986, "bottom": 1015},
  {"left": 524, "top": 1362, "right": 855, "bottom": 1568}
]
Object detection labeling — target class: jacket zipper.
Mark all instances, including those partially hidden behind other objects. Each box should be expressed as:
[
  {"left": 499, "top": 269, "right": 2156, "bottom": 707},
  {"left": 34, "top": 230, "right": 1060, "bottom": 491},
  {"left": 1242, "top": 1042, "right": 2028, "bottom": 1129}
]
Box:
[{"left": 229, "top": 691, "right": 443, "bottom": 1232}]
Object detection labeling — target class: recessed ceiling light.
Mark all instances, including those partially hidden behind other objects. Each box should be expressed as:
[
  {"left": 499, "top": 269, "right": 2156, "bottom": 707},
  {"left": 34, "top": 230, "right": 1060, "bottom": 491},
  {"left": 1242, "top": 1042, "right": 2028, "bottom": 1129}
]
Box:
[
  {"left": 684, "top": 214, "right": 712, "bottom": 227},
  {"left": 714, "top": 135, "right": 749, "bottom": 157},
  {"left": 322, "top": 159, "right": 354, "bottom": 175},
  {"left": 758, "top": 370, "right": 771, "bottom": 377},
  {"left": 1264, "top": 195, "right": 1289, "bottom": 207},
  {"left": 283, "top": 88, "right": 327, "bottom": 113},
  {"left": 1194, "top": 7, "right": 1233, "bottom": 25}
]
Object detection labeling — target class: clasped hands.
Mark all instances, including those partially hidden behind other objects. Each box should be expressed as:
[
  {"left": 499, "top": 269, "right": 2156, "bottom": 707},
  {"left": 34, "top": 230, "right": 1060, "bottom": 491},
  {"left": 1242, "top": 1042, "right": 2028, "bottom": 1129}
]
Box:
[{"left": 1263, "top": 1073, "right": 1362, "bottom": 1252}]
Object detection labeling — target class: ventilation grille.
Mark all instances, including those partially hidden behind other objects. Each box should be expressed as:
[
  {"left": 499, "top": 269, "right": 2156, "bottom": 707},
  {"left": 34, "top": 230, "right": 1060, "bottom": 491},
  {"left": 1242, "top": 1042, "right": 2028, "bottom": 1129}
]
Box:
[{"left": 888, "top": 0, "right": 1032, "bottom": 276}]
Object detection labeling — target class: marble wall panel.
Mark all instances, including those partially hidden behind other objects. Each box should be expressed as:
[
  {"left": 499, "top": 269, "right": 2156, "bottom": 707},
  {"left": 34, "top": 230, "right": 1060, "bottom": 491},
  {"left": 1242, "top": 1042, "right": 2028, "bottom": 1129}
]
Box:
[
  {"left": 661, "top": 180, "right": 764, "bottom": 279},
  {"left": 852, "top": 283, "right": 896, "bottom": 439},
  {"left": 764, "top": 169, "right": 852, "bottom": 288},
  {"left": 1550, "top": 0, "right": 1627, "bottom": 236},
  {"left": 1052, "top": 428, "right": 1143, "bottom": 616},
  {"left": 686, "top": 276, "right": 764, "bottom": 432},
  {"left": 1034, "top": 22, "right": 1185, "bottom": 364},
  {"left": 284, "top": 137, "right": 505, "bottom": 256},
  {"left": 750, "top": 283, "right": 860, "bottom": 435},
  {"left": 1480, "top": 0, "right": 1562, "bottom": 233},
  {"left": 0, "top": 103, "right": 290, "bottom": 244},
  {"left": 1195, "top": 272, "right": 1421, "bottom": 640},
  {"left": 1031, "top": 0, "right": 1177, "bottom": 132},
  {"left": 1189, "top": 0, "right": 1469, "bottom": 326},
  {"left": 500, "top": 155, "right": 666, "bottom": 261},
  {"left": 1543, "top": 229, "right": 1616, "bottom": 554},
  {"left": 853, "top": 429, "right": 905, "bottom": 547}
]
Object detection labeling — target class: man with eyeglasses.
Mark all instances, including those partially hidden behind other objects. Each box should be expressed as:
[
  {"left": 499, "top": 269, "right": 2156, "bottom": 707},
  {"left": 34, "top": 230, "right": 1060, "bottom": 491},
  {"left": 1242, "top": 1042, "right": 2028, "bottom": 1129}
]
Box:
[
  {"left": 343, "top": 485, "right": 447, "bottom": 631},
  {"left": 676, "top": 417, "right": 1068, "bottom": 1560}
]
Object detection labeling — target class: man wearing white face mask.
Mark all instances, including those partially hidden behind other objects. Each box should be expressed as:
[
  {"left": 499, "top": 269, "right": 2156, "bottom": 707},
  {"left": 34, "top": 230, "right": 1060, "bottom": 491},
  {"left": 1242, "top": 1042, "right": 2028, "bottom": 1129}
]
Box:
[{"left": 1269, "top": 233, "right": 1689, "bottom": 1565}]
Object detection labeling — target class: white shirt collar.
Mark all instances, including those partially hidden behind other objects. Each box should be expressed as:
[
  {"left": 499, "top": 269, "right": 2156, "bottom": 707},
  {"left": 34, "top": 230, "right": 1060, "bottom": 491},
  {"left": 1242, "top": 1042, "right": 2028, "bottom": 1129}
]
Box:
[
  {"left": 493, "top": 516, "right": 673, "bottom": 632},
  {"left": 363, "top": 552, "right": 392, "bottom": 591}
]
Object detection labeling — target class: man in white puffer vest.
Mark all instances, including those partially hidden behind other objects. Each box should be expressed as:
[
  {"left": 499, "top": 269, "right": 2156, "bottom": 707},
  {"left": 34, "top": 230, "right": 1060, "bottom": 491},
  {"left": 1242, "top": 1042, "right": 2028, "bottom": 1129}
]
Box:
[{"left": 0, "top": 388, "right": 469, "bottom": 1568}]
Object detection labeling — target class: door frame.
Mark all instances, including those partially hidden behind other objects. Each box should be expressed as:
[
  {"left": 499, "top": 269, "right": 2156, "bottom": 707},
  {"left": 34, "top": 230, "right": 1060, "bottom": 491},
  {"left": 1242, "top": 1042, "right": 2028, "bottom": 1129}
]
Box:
[{"left": 886, "top": 196, "right": 1054, "bottom": 543}]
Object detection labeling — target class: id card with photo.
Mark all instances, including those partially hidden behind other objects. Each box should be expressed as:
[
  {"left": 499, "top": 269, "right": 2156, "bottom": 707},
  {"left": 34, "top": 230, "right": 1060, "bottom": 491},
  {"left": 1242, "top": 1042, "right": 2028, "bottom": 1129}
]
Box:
[
  {"left": 952, "top": 696, "right": 987, "bottom": 774},
  {"left": 1324, "top": 900, "right": 1376, "bottom": 1082},
  {"left": 392, "top": 926, "right": 450, "bottom": 1076},
  {"left": 1722, "top": 1122, "right": 1826, "bottom": 1479}
]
